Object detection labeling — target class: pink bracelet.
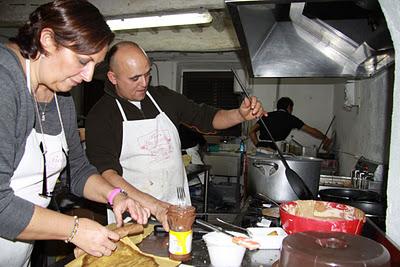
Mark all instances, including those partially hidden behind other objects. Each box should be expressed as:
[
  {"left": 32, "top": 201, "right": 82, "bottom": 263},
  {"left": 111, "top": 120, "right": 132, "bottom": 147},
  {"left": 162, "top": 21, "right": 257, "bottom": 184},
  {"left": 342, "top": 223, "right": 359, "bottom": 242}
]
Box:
[{"left": 107, "top": 188, "right": 125, "bottom": 206}]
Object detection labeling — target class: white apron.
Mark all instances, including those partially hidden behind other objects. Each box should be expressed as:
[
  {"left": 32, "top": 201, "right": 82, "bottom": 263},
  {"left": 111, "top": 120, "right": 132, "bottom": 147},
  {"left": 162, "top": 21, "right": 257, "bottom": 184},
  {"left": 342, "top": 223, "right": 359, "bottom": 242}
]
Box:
[
  {"left": 108, "top": 92, "right": 191, "bottom": 223},
  {"left": 0, "top": 60, "right": 68, "bottom": 267}
]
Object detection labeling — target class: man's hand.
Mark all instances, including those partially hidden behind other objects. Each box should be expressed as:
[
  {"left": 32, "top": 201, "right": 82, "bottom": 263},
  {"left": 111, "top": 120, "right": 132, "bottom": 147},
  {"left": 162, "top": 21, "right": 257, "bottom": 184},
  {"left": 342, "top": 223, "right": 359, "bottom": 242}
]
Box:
[
  {"left": 212, "top": 96, "right": 267, "bottom": 129},
  {"left": 112, "top": 194, "right": 151, "bottom": 227},
  {"left": 322, "top": 137, "right": 332, "bottom": 151},
  {"left": 239, "top": 96, "right": 265, "bottom": 121}
]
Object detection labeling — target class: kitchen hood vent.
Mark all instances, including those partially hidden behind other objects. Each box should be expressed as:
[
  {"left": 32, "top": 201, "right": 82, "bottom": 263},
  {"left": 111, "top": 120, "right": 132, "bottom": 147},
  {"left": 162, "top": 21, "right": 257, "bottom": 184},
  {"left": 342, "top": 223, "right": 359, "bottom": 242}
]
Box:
[{"left": 226, "top": 0, "right": 394, "bottom": 78}]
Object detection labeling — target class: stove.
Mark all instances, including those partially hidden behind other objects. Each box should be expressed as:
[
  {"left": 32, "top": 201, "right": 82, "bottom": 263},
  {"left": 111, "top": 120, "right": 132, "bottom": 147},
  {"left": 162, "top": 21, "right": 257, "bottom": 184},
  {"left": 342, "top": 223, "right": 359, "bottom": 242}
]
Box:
[
  {"left": 319, "top": 174, "right": 353, "bottom": 189},
  {"left": 204, "top": 194, "right": 393, "bottom": 266},
  {"left": 234, "top": 197, "right": 280, "bottom": 229}
]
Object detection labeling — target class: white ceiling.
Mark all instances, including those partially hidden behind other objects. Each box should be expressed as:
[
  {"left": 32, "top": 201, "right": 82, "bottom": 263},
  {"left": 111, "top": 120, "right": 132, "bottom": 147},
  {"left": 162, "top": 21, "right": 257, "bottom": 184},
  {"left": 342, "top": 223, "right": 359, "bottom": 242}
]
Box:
[{"left": 0, "top": 0, "right": 240, "bottom": 52}]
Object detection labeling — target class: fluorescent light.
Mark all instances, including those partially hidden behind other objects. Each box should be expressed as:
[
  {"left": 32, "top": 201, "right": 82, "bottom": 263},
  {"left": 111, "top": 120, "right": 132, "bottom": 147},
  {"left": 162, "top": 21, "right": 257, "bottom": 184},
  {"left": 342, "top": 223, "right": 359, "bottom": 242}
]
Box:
[{"left": 107, "top": 10, "right": 213, "bottom": 31}]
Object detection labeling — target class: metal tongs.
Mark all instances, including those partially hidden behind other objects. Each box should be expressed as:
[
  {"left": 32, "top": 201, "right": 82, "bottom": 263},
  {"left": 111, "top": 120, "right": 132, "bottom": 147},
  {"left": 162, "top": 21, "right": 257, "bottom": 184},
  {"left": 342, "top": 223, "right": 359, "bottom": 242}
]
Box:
[
  {"left": 196, "top": 219, "right": 238, "bottom": 238},
  {"left": 196, "top": 219, "right": 260, "bottom": 250},
  {"left": 216, "top": 218, "right": 253, "bottom": 238}
]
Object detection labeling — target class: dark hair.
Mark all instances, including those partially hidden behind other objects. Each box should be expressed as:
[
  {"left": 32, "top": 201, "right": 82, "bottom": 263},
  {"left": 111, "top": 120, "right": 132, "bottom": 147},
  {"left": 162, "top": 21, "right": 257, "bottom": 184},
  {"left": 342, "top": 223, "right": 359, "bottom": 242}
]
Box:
[
  {"left": 277, "top": 97, "right": 294, "bottom": 110},
  {"left": 10, "top": 0, "right": 114, "bottom": 59}
]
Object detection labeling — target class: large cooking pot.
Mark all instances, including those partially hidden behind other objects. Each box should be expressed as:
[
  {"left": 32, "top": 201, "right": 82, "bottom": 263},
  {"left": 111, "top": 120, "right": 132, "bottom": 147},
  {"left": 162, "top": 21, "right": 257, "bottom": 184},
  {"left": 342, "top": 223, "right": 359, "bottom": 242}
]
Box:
[
  {"left": 247, "top": 153, "right": 322, "bottom": 202},
  {"left": 319, "top": 188, "right": 386, "bottom": 217}
]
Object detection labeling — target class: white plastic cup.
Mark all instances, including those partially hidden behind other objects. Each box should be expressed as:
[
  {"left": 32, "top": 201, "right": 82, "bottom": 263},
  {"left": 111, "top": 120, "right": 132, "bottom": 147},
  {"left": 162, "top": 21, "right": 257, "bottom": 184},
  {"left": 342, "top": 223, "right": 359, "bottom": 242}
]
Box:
[{"left": 203, "top": 231, "right": 246, "bottom": 267}]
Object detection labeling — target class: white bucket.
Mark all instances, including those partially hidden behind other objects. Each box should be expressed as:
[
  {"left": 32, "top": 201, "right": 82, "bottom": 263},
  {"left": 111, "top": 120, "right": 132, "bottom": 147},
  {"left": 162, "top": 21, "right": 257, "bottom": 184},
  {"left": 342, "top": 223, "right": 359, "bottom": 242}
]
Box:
[{"left": 203, "top": 231, "right": 246, "bottom": 267}]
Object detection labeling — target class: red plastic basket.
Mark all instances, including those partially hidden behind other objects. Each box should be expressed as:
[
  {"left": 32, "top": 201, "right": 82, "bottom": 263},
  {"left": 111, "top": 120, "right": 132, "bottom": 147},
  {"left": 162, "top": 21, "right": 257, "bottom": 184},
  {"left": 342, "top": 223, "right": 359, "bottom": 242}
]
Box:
[{"left": 280, "top": 200, "right": 366, "bottom": 235}]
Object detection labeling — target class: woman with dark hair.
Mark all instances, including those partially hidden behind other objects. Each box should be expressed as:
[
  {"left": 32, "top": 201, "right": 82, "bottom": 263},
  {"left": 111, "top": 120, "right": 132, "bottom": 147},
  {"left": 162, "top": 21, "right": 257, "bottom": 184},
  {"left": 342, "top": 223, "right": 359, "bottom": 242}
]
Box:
[{"left": 0, "top": 1, "right": 151, "bottom": 265}]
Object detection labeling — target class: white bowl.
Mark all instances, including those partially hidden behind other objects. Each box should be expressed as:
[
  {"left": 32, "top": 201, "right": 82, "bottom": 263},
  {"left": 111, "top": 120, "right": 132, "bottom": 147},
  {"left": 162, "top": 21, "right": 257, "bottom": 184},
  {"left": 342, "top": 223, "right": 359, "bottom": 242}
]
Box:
[{"left": 203, "top": 231, "right": 246, "bottom": 267}]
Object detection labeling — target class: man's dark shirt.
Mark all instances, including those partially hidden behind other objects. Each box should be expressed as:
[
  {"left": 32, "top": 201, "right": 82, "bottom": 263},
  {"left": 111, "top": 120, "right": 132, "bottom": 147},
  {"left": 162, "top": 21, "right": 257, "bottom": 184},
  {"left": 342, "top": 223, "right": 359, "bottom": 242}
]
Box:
[
  {"left": 179, "top": 124, "right": 206, "bottom": 150},
  {"left": 257, "top": 109, "right": 304, "bottom": 148}
]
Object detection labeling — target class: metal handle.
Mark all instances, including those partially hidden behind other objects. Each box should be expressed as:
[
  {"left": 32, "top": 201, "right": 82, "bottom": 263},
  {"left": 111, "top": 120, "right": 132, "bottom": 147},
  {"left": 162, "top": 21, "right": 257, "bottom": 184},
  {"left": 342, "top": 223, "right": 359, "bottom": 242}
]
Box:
[
  {"left": 253, "top": 161, "right": 279, "bottom": 176},
  {"left": 253, "top": 161, "right": 279, "bottom": 169},
  {"left": 196, "top": 219, "right": 219, "bottom": 231},
  {"left": 195, "top": 219, "right": 235, "bottom": 237},
  {"left": 216, "top": 218, "right": 252, "bottom": 238}
]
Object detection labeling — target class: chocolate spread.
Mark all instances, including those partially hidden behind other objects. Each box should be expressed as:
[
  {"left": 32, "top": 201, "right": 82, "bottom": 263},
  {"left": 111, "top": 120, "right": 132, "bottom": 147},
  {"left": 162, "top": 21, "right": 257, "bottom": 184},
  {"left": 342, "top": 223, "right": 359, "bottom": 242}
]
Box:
[{"left": 167, "top": 205, "right": 196, "bottom": 261}]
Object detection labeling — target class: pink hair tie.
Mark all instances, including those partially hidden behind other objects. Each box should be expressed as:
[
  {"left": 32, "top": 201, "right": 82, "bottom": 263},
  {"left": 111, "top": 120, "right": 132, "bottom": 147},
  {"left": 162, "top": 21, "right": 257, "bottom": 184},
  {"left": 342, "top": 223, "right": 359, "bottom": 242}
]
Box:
[{"left": 107, "top": 188, "right": 127, "bottom": 206}]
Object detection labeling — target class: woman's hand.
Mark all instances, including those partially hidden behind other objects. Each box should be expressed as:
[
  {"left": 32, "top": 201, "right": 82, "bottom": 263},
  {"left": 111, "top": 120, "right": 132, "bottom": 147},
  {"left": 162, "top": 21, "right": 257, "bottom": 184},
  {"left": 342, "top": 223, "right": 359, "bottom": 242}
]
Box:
[
  {"left": 73, "top": 222, "right": 145, "bottom": 258},
  {"left": 71, "top": 218, "right": 119, "bottom": 257},
  {"left": 112, "top": 194, "right": 151, "bottom": 227}
]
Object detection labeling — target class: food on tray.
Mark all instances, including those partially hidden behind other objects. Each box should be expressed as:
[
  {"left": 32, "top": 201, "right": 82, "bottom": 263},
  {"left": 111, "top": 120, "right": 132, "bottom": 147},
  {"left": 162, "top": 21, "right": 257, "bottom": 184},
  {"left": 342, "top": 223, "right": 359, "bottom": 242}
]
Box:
[
  {"left": 267, "top": 230, "right": 278, "bottom": 236},
  {"left": 74, "top": 223, "right": 144, "bottom": 258},
  {"left": 232, "top": 236, "right": 260, "bottom": 250},
  {"left": 113, "top": 223, "right": 144, "bottom": 238},
  {"left": 82, "top": 241, "right": 158, "bottom": 267},
  {"left": 247, "top": 227, "right": 287, "bottom": 250}
]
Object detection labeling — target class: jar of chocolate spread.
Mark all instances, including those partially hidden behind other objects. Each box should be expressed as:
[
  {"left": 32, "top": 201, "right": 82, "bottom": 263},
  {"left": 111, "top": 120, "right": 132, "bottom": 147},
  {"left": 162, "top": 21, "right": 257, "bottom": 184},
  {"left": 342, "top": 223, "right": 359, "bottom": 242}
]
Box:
[{"left": 167, "top": 205, "right": 196, "bottom": 261}]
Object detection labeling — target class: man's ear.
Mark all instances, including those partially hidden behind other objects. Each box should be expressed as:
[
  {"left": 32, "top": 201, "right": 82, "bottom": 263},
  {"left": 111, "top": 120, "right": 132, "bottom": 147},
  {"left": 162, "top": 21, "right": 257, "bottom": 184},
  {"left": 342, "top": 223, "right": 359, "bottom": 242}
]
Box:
[
  {"left": 107, "top": 71, "right": 117, "bottom": 85},
  {"left": 39, "top": 28, "right": 57, "bottom": 56}
]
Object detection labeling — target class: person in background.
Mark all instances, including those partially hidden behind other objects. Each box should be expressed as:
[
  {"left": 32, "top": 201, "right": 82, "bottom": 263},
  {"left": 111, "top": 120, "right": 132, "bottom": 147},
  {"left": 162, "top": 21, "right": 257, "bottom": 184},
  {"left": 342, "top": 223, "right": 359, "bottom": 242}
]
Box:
[
  {"left": 179, "top": 124, "right": 207, "bottom": 192},
  {"left": 249, "top": 97, "right": 331, "bottom": 151},
  {"left": 179, "top": 124, "right": 207, "bottom": 165},
  {"left": 85, "top": 41, "right": 266, "bottom": 223},
  {"left": 0, "top": 1, "right": 152, "bottom": 265},
  {"left": 178, "top": 125, "right": 226, "bottom": 208}
]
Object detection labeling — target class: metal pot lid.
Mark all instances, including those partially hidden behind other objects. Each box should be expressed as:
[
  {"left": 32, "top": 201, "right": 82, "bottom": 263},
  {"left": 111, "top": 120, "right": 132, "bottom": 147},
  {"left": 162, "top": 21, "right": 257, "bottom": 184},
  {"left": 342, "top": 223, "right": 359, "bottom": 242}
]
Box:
[
  {"left": 318, "top": 189, "right": 386, "bottom": 216},
  {"left": 280, "top": 231, "right": 390, "bottom": 266},
  {"left": 319, "top": 188, "right": 382, "bottom": 202}
]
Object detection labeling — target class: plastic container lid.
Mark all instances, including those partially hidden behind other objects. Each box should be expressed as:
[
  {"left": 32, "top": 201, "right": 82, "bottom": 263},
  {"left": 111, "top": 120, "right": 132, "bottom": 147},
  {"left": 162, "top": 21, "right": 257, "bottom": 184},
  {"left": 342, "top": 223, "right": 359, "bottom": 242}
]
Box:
[{"left": 279, "top": 231, "right": 390, "bottom": 267}]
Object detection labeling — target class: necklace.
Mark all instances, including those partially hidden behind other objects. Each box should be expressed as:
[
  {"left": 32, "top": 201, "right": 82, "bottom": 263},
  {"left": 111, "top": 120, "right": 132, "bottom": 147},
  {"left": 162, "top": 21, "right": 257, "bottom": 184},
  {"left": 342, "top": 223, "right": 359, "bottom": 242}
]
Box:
[{"left": 37, "top": 102, "right": 48, "bottom": 122}]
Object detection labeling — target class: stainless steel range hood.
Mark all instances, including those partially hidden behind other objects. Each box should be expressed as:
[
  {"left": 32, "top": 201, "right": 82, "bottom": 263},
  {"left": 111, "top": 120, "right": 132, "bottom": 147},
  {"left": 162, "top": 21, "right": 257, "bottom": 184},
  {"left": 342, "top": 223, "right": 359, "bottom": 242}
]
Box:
[{"left": 226, "top": 0, "right": 394, "bottom": 78}]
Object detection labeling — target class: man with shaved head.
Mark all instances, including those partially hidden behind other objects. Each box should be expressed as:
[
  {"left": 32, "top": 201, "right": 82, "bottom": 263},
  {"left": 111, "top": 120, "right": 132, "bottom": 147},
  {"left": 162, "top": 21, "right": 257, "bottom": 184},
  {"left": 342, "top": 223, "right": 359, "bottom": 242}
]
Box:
[{"left": 85, "top": 41, "right": 265, "bottom": 224}]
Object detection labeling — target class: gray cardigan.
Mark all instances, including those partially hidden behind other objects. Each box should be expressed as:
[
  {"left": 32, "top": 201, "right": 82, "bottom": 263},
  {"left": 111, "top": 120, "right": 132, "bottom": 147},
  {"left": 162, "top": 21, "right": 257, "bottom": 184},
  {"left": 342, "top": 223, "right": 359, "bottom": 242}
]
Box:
[{"left": 0, "top": 44, "right": 97, "bottom": 239}]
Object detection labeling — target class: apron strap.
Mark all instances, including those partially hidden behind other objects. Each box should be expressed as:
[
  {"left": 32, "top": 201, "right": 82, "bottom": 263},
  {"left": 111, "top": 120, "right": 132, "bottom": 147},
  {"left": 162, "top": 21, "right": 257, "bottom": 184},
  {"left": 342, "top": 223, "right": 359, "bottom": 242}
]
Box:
[
  {"left": 26, "top": 59, "right": 68, "bottom": 154},
  {"left": 54, "top": 94, "right": 69, "bottom": 153},
  {"left": 116, "top": 91, "right": 163, "bottom": 121},
  {"left": 26, "top": 59, "right": 47, "bottom": 153},
  {"left": 146, "top": 91, "right": 163, "bottom": 113},
  {"left": 25, "top": 59, "right": 31, "bottom": 94},
  {"left": 115, "top": 99, "right": 128, "bottom": 121}
]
